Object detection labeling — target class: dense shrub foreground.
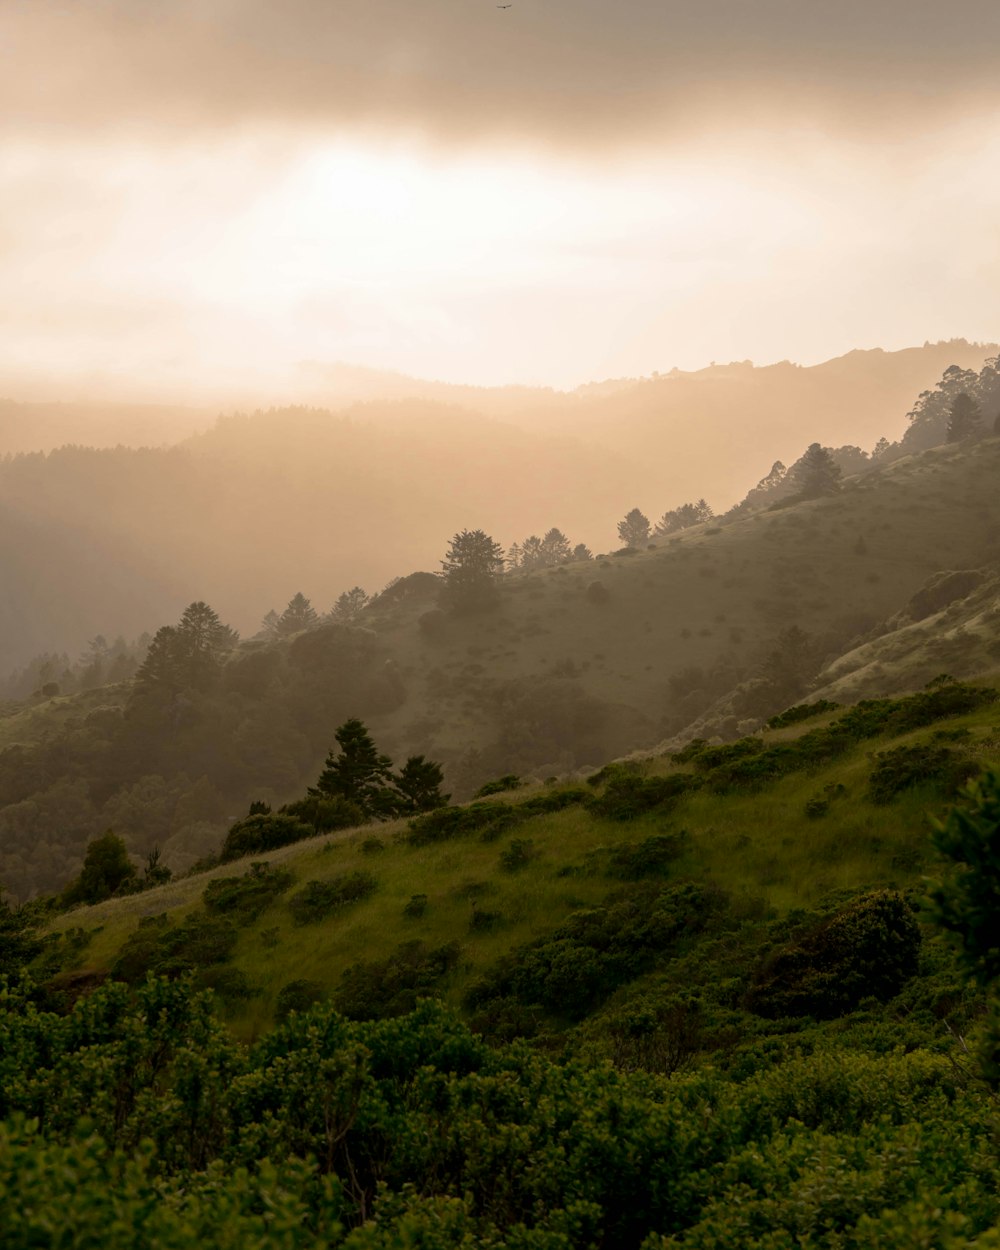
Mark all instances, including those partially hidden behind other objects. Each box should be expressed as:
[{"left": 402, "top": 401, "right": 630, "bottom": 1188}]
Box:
[{"left": 2, "top": 973, "right": 1000, "bottom": 1249}]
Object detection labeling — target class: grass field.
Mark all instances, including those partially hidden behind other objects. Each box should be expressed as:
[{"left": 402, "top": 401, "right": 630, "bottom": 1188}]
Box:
[{"left": 48, "top": 678, "right": 1000, "bottom": 1040}]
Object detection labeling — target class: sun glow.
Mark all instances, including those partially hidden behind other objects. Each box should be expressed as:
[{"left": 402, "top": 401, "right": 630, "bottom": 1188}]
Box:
[{"left": 2, "top": 118, "right": 998, "bottom": 400}]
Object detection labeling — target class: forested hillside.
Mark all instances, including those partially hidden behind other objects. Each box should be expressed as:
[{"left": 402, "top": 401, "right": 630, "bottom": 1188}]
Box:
[
  {"left": 5, "top": 684, "right": 1000, "bottom": 1247},
  {"left": 3, "top": 379, "right": 1000, "bottom": 898},
  {"left": 0, "top": 341, "right": 994, "bottom": 676}
]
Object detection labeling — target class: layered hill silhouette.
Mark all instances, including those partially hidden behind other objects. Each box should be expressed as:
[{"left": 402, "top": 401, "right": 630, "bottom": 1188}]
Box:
[
  {"left": 2, "top": 407, "right": 1000, "bottom": 898},
  {"left": 0, "top": 340, "right": 994, "bottom": 676}
]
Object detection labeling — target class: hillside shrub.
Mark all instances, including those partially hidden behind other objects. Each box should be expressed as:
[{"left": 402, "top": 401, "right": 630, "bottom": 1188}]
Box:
[
  {"left": 111, "top": 911, "right": 237, "bottom": 984},
  {"left": 403, "top": 893, "right": 428, "bottom": 919},
  {"left": 868, "top": 745, "right": 977, "bottom": 804},
  {"left": 606, "top": 994, "right": 703, "bottom": 1075},
  {"left": 475, "top": 774, "right": 522, "bottom": 797},
  {"left": 671, "top": 738, "right": 709, "bottom": 764},
  {"left": 745, "top": 890, "right": 921, "bottom": 1019},
  {"left": 605, "top": 833, "right": 686, "bottom": 879},
  {"left": 468, "top": 882, "right": 717, "bottom": 1019},
  {"left": 469, "top": 905, "right": 505, "bottom": 933},
  {"left": 767, "top": 700, "right": 840, "bottom": 729},
  {"left": 588, "top": 769, "right": 699, "bottom": 820},
  {"left": 499, "top": 839, "right": 536, "bottom": 873},
  {"left": 202, "top": 862, "right": 293, "bottom": 924},
  {"left": 406, "top": 802, "right": 522, "bottom": 846},
  {"left": 519, "top": 786, "right": 590, "bottom": 815},
  {"left": 335, "top": 940, "right": 461, "bottom": 1019},
  {"left": 287, "top": 872, "right": 377, "bottom": 924},
  {"left": 219, "top": 812, "right": 315, "bottom": 863},
  {"left": 690, "top": 737, "right": 764, "bottom": 772},
  {"left": 804, "top": 782, "right": 847, "bottom": 819},
  {"left": 197, "top": 965, "right": 254, "bottom": 1003},
  {"left": 281, "top": 795, "right": 365, "bottom": 833},
  {"left": 586, "top": 580, "right": 611, "bottom": 604},
  {"left": 275, "top": 979, "right": 327, "bottom": 1021}
]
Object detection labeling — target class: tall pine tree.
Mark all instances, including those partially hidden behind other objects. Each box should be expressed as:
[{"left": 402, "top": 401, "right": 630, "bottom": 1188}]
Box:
[{"left": 309, "top": 719, "right": 396, "bottom": 820}]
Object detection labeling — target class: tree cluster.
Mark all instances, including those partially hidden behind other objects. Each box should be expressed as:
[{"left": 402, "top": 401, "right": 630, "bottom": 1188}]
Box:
[
  {"left": 132, "top": 602, "right": 238, "bottom": 699},
  {"left": 506, "top": 528, "right": 591, "bottom": 571},
  {"left": 308, "top": 718, "right": 448, "bottom": 822},
  {"left": 653, "top": 499, "right": 714, "bottom": 536},
  {"left": 439, "top": 529, "right": 505, "bottom": 614}
]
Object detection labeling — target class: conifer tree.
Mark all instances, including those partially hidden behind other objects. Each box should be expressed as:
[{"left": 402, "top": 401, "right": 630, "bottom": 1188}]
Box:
[
  {"left": 617, "top": 508, "right": 650, "bottom": 549},
  {"left": 278, "top": 592, "right": 319, "bottom": 635},
  {"left": 309, "top": 718, "right": 395, "bottom": 820},
  {"left": 330, "top": 587, "right": 369, "bottom": 623},
  {"left": 541, "top": 527, "right": 572, "bottom": 564},
  {"left": 393, "top": 755, "right": 450, "bottom": 814},
  {"left": 794, "top": 443, "right": 842, "bottom": 498},
  {"left": 133, "top": 626, "right": 182, "bottom": 696},
  {"left": 176, "top": 601, "right": 237, "bottom": 684},
  {"left": 440, "top": 529, "right": 505, "bottom": 614},
  {"left": 946, "top": 392, "right": 983, "bottom": 443},
  {"left": 520, "top": 535, "right": 545, "bottom": 570}
]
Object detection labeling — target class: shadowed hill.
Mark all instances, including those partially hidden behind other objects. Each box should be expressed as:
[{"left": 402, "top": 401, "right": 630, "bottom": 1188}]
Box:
[{"left": 3, "top": 431, "right": 1000, "bottom": 899}]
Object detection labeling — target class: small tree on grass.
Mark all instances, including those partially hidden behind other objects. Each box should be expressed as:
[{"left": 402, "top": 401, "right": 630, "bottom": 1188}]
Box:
[
  {"left": 62, "top": 831, "right": 136, "bottom": 906},
  {"left": 310, "top": 718, "right": 396, "bottom": 819},
  {"left": 393, "top": 756, "right": 450, "bottom": 814}
]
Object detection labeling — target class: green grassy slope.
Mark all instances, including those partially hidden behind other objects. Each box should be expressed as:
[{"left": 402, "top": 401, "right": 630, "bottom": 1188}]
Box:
[{"left": 47, "top": 678, "right": 1000, "bottom": 1046}]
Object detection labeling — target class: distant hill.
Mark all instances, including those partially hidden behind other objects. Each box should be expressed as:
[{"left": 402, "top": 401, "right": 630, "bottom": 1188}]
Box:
[
  {"left": 0, "top": 398, "right": 210, "bottom": 454},
  {"left": 0, "top": 340, "right": 995, "bottom": 676}
]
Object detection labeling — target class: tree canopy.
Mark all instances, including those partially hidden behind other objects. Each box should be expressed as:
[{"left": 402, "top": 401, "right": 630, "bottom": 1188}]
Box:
[
  {"left": 793, "top": 443, "right": 842, "bottom": 498},
  {"left": 440, "top": 529, "right": 505, "bottom": 613},
  {"left": 617, "top": 508, "right": 650, "bottom": 549}
]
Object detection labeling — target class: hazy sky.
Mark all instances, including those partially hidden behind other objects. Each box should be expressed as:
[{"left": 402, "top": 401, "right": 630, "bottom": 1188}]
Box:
[{"left": 3, "top": 0, "right": 999, "bottom": 398}]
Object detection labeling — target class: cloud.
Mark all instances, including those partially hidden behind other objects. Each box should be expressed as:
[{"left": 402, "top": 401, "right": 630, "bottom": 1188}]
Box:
[{"left": 4, "top": 0, "right": 1000, "bottom": 148}]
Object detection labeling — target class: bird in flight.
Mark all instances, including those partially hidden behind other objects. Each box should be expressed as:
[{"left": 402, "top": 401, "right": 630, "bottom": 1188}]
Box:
[{"left": 497, "top": 4, "right": 512, "bottom": 8}]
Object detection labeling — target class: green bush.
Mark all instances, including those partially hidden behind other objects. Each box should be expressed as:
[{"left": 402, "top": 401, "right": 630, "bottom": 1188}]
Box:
[
  {"left": 406, "top": 801, "right": 522, "bottom": 846},
  {"left": 111, "top": 911, "right": 238, "bottom": 984},
  {"left": 403, "top": 893, "right": 428, "bottom": 919},
  {"left": 202, "top": 862, "right": 293, "bottom": 924},
  {"left": 767, "top": 699, "right": 840, "bottom": 729},
  {"left": 588, "top": 770, "right": 699, "bottom": 820},
  {"left": 499, "top": 839, "right": 536, "bottom": 873},
  {"left": 868, "top": 744, "right": 977, "bottom": 804},
  {"left": 275, "top": 978, "right": 327, "bottom": 1021},
  {"left": 335, "top": 940, "right": 461, "bottom": 1019},
  {"left": 605, "top": 833, "right": 686, "bottom": 879},
  {"left": 287, "top": 872, "right": 378, "bottom": 924},
  {"left": 475, "top": 774, "right": 522, "bottom": 797},
  {"left": 468, "top": 883, "right": 717, "bottom": 1019},
  {"left": 745, "top": 890, "right": 921, "bottom": 1019},
  {"left": 219, "top": 813, "right": 315, "bottom": 863}
]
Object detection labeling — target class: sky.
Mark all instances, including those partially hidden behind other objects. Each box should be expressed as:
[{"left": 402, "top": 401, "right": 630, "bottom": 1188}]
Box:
[{"left": 2, "top": 0, "right": 999, "bottom": 399}]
